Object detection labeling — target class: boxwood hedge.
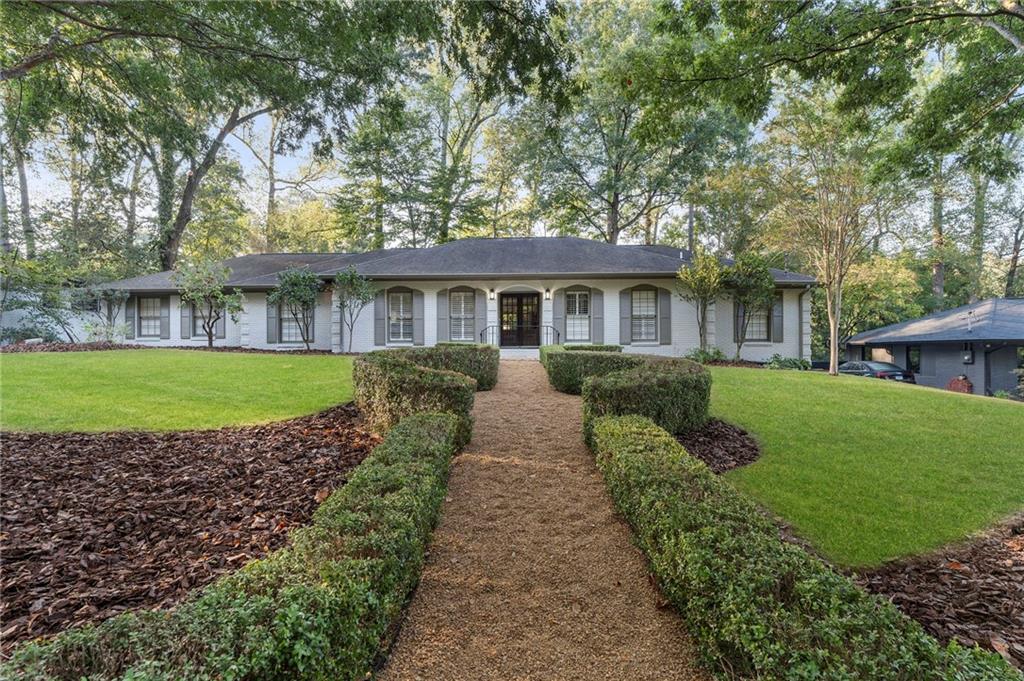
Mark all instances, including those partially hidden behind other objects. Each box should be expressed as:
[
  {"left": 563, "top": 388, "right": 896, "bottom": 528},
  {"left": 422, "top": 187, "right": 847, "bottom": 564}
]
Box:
[
  {"left": 389, "top": 343, "right": 499, "bottom": 390},
  {"left": 581, "top": 358, "right": 710, "bottom": 444},
  {"left": 6, "top": 412, "right": 464, "bottom": 681},
  {"left": 589, "top": 415, "right": 1019, "bottom": 681},
  {"left": 540, "top": 347, "right": 645, "bottom": 394},
  {"left": 354, "top": 351, "right": 475, "bottom": 446}
]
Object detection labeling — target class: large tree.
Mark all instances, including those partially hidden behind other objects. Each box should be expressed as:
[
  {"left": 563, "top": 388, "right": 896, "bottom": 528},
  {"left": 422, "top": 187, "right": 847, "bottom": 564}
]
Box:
[{"left": 2, "top": 0, "right": 568, "bottom": 267}]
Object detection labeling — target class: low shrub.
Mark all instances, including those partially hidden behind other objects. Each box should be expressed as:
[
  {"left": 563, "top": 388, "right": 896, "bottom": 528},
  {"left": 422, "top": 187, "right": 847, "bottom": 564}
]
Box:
[
  {"left": 541, "top": 347, "right": 645, "bottom": 394},
  {"left": 765, "top": 353, "right": 812, "bottom": 370},
  {"left": 6, "top": 412, "right": 464, "bottom": 681},
  {"left": 683, "top": 347, "right": 726, "bottom": 364},
  {"left": 588, "top": 415, "right": 1019, "bottom": 681},
  {"left": 353, "top": 352, "right": 475, "bottom": 446},
  {"left": 563, "top": 344, "right": 622, "bottom": 353},
  {"left": 0, "top": 322, "right": 62, "bottom": 345},
  {"left": 581, "top": 358, "right": 710, "bottom": 443},
  {"left": 391, "top": 343, "right": 499, "bottom": 391}
]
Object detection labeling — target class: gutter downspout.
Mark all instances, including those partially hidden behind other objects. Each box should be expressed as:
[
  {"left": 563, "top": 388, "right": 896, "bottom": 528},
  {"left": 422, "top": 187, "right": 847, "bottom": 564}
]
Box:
[{"left": 798, "top": 285, "right": 813, "bottom": 360}]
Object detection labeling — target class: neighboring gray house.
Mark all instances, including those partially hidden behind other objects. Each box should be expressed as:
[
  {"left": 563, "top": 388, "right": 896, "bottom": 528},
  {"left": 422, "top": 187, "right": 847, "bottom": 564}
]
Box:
[
  {"left": 846, "top": 298, "right": 1024, "bottom": 395},
  {"left": 99, "top": 237, "right": 815, "bottom": 360}
]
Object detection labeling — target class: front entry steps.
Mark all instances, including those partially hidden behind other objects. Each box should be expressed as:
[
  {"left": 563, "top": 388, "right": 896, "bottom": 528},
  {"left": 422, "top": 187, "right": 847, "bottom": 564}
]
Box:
[{"left": 497, "top": 347, "right": 539, "bottom": 360}]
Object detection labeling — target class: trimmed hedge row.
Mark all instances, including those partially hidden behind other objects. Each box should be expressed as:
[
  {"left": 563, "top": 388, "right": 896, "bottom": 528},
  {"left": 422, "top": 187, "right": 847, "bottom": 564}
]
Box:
[
  {"left": 354, "top": 351, "right": 476, "bottom": 446},
  {"left": 581, "top": 358, "right": 710, "bottom": 444},
  {"left": 7, "top": 412, "right": 464, "bottom": 681},
  {"left": 540, "top": 347, "right": 645, "bottom": 394},
  {"left": 389, "top": 343, "right": 499, "bottom": 390},
  {"left": 589, "top": 415, "right": 1019, "bottom": 681}
]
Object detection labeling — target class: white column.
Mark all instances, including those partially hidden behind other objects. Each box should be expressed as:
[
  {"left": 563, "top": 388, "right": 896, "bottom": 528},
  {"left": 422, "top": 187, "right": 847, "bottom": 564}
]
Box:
[
  {"left": 331, "top": 287, "right": 342, "bottom": 353},
  {"left": 239, "top": 294, "right": 251, "bottom": 347}
]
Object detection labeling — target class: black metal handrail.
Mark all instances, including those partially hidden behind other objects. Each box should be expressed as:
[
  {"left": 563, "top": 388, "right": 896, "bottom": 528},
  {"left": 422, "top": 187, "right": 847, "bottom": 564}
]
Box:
[{"left": 479, "top": 324, "right": 560, "bottom": 346}]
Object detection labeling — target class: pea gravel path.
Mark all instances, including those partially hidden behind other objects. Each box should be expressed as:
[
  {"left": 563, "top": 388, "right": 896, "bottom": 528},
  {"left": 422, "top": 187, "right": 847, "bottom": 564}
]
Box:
[{"left": 379, "top": 360, "right": 706, "bottom": 681}]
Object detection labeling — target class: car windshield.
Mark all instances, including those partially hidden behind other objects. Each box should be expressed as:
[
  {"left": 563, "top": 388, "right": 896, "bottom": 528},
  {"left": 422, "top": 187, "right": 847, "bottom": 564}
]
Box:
[{"left": 864, "top": 361, "right": 903, "bottom": 372}]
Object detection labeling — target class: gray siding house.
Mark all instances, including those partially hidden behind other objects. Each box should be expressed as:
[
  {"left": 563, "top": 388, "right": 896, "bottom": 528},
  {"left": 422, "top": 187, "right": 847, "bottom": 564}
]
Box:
[
  {"left": 100, "top": 237, "right": 816, "bottom": 360},
  {"left": 846, "top": 298, "right": 1024, "bottom": 396}
]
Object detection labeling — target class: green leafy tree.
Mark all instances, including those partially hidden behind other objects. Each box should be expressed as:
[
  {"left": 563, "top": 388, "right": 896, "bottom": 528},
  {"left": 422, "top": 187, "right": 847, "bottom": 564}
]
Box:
[
  {"left": 173, "top": 260, "right": 244, "bottom": 348},
  {"left": 268, "top": 266, "right": 322, "bottom": 350},
  {"left": 726, "top": 252, "right": 776, "bottom": 360},
  {"left": 334, "top": 267, "right": 375, "bottom": 353},
  {"left": 676, "top": 250, "right": 725, "bottom": 350}
]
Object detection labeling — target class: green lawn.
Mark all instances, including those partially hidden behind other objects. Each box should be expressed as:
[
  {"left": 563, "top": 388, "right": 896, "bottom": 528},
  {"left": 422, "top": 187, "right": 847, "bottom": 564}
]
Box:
[
  {"left": 0, "top": 350, "right": 353, "bottom": 432},
  {"left": 711, "top": 367, "right": 1024, "bottom": 567}
]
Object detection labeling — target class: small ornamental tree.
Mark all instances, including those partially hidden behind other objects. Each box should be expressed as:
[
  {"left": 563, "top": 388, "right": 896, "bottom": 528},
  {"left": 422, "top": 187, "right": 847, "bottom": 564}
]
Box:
[
  {"left": 676, "top": 249, "right": 725, "bottom": 351},
  {"left": 268, "top": 266, "right": 322, "bottom": 350},
  {"left": 727, "top": 252, "right": 776, "bottom": 360},
  {"left": 173, "top": 260, "right": 244, "bottom": 347},
  {"left": 334, "top": 266, "right": 375, "bottom": 353}
]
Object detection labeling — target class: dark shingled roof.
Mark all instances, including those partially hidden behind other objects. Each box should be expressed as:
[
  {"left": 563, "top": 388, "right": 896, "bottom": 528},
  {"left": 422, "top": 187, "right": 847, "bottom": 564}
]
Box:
[
  {"left": 847, "top": 298, "right": 1024, "bottom": 345},
  {"left": 104, "top": 237, "right": 815, "bottom": 291}
]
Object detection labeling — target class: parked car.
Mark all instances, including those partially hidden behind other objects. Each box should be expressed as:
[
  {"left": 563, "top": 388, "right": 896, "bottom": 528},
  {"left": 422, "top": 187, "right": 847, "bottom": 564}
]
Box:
[{"left": 837, "top": 361, "right": 916, "bottom": 383}]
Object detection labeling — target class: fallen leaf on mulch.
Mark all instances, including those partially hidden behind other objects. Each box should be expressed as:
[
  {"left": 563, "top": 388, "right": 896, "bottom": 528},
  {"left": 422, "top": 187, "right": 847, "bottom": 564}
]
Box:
[
  {"left": 858, "top": 515, "right": 1024, "bottom": 670},
  {"left": 676, "top": 418, "right": 761, "bottom": 474},
  {"left": 0, "top": 405, "right": 379, "bottom": 652}
]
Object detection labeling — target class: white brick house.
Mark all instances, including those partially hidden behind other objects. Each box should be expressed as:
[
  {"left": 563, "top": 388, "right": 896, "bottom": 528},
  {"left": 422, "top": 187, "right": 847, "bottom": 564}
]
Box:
[{"left": 100, "top": 237, "right": 815, "bottom": 360}]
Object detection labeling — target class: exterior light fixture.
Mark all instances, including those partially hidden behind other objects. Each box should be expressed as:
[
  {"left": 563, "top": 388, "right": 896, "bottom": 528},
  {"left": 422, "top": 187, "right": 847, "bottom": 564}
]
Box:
[
  {"left": 489, "top": 288, "right": 496, "bottom": 300},
  {"left": 544, "top": 288, "right": 551, "bottom": 300}
]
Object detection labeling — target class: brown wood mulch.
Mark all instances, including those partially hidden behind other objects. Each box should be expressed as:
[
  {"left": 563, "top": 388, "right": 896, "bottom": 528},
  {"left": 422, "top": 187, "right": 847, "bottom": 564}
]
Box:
[
  {"left": 857, "top": 515, "right": 1024, "bottom": 669},
  {"left": 378, "top": 360, "right": 707, "bottom": 681},
  {"left": 676, "top": 418, "right": 761, "bottom": 474},
  {"left": 0, "top": 405, "right": 379, "bottom": 652}
]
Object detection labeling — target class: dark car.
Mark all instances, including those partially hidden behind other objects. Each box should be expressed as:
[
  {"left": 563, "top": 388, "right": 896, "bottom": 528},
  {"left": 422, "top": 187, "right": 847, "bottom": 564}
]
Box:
[{"left": 837, "top": 361, "right": 916, "bottom": 383}]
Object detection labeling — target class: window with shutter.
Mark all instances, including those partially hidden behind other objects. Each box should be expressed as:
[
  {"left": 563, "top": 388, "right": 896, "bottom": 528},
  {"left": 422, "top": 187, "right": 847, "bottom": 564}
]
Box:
[
  {"left": 565, "top": 290, "right": 590, "bottom": 341},
  {"left": 138, "top": 297, "right": 162, "bottom": 337},
  {"left": 744, "top": 308, "right": 770, "bottom": 341},
  {"left": 449, "top": 291, "right": 475, "bottom": 341},
  {"left": 630, "top": 289, "right": 657, "bottom": 342},
  {"left": 389, "top": 291, "right": 413, "bottom": 342}
]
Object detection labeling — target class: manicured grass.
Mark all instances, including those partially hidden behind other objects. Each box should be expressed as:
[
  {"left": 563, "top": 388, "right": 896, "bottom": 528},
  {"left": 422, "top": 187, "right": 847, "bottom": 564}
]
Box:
[
  {"left": 0, "top": 350, "right": 353, "bottom": 432},
  {"left": 710, "top": 367, "right": 1024, "bottom": 567}
]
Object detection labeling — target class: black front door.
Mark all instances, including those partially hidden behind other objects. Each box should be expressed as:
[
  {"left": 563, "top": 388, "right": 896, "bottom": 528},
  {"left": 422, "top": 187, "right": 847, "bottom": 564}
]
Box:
[{"left": 500, "top": 293, "right": 540, "bottom": 346}]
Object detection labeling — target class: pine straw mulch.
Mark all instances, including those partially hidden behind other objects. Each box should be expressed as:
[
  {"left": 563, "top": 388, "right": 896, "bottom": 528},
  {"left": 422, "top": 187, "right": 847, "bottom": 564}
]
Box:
[
  {"left": 676, "top": 418, "right": 762, "bottom": 474},
  {"left": 0, "top": 405, "right": 380, "bottom": 653},
  {"left": 0, "top": 342, "right": 335, "bottom": 354},
  {"left": 857, "top": 516, "right": 1024, "bottom": 669}
]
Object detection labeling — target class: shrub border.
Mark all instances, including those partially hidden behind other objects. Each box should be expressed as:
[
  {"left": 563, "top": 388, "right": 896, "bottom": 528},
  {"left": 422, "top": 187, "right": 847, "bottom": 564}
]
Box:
[
  {"left": 5, "top": 412, "right": 465, "bottom": 681},
  {"left": 588, "top": 415, "right": 1019, "bottom": 681}
]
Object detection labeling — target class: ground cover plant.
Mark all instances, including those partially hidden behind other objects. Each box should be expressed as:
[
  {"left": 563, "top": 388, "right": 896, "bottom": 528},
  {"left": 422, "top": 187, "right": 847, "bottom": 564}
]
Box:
[
  {"left": 589, "top": 414, "right": 1020, "bottom": 680},
  {"left": 0, "top": 405, "right": 378, "bottom": 651},
  {"left": 4, "top": 412, "right": 464, "bottom": 680},
  {"left": 0, "top": 349, "right": 354, "bottom": 431},
  {"left": 709, "top": 367, "right": 1024, "bottom": 567}
]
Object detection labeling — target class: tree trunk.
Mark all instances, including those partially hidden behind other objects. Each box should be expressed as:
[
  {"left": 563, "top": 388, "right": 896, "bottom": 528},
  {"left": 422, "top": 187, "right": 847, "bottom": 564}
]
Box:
[
  {"left": 930, "top": 161, "right": 945, "bottom": 306},
  {"left": 826, "top": 285, "right": 841, "bottom": 375},
  {"left": 969, "top": 171, "right": 988, "bottom": 303},
  {"left": 1006, "top": 213, "right": 1023, "bottom": 297},
  {"left": 125, "top": 154, "right": 143, "bottom": 250},
  {"left": 687, "top": 203, "right": 695, "bottom": 253},
  {"left": 0, "top": 148, "right": 10, "bottom": 253},
  {"left": 157, "top": 105, "right": 270, "bottom": 270},
  {"left": 265, "top": 114, "right": 278, "bottom": 249},
  {"left": 606, "top": 192, "right": 620, "bottom": 244},
  {"left": 69, "top": 145, "right": 82, "bottom": 240},
  {"left": 14, "top": 144, "right": 34, "bottom": 258}
]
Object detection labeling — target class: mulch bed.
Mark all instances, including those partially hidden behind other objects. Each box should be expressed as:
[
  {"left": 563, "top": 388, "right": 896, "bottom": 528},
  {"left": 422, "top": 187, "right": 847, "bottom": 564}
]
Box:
[
  {"left": 0, "top": 342, "right": 334, "bottom": 355},
  {"left": 676, "top": 418, "right": 762, "bottom": 474},
  {"left": 857, "top": 516, "right": 1024, "bottom": 670},
  {"left": 0, "top": 405, "right": 380, "bottom": 652},
  {"left": 707, "top": 359, "right": 764, "bottom": 368}
]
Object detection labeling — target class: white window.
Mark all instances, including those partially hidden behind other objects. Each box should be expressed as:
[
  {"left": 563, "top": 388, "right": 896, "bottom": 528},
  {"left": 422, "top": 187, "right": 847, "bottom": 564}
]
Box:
[
  {"left": 389, "top": 291, "right": 413, "bottom": 342},
  {"left": 192, "top": 306, "right": 222, "bottom": 336},
  {"left": 138, "top": 297, "right": 162, "bottom": 337},
  {"left": 744, "top": 308, "right": 769, "bottom": 341},
  {"left": 280, "top": 313, "right": 304, "bottom": 343},
  {"left": 631, "top": 289, "right": 657, "bottom": 342},
  {"left": 565, "top": 290, "right": 590, "bottom": 341},
  {"left": 450, "top": 291, "right": 475, "bottom": 341}
]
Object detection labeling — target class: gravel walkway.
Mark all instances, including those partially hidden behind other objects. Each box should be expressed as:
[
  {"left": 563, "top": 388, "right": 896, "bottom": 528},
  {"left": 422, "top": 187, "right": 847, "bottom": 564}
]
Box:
[{"left": 379, "top": 360, "right": 706, "bottom": 680}]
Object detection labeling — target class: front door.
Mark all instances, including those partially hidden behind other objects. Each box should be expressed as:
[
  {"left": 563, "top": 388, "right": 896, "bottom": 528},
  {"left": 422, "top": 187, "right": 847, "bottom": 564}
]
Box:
[{"left": 500, "top": 292, "right": 541, "bottom": 346}]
